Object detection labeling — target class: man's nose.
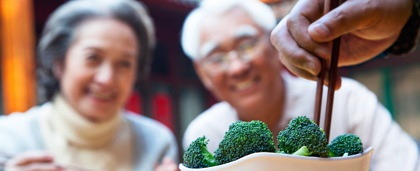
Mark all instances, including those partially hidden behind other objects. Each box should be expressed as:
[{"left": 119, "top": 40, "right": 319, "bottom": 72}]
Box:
[
  {"left": 226, "top": 54, "right": 250, "bottom": 77},
  {"left": 94, "top": 63, "right": 115, "bottom": 86}
]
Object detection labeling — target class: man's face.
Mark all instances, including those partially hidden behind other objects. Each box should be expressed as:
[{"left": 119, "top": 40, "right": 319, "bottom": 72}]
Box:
[{"left": 196, "top": 7, "right": 283, "bottom": 114}]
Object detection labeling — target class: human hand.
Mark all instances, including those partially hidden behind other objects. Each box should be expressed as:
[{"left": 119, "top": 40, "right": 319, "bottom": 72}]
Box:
[
  {"left": 154, "top": 157, "right": 179, "bottom": 171},
  {"left": 271, "top": 0, "right": 413, "bottom": 87},
  {"left": 5, "top": 151, "right": 64, "bottom": 171}
]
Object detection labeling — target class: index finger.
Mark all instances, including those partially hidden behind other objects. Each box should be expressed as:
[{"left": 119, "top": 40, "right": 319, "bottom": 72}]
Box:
[
  {"left": 271, "top": 15, "right": 322, "bottom": 76},
  {"left": 7, "top": 151, "right": 53, "bottom": 166}
]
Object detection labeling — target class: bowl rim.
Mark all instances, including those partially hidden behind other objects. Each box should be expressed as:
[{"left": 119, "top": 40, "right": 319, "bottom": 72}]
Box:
[{"left": 179, "top": 147, "right": 374, "bottom": 170}]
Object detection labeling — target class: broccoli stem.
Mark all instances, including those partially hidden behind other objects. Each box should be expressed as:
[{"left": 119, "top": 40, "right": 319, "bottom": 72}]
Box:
[
  {"left": 201, "top": 146, "right": 217, "bottom": 166},
  {"left": 329, "top": 152, "right": 350, "bottom": 157},
  {"left": 292, "top": 146, "right": 313, "bottom": 156},
  {"left": 277, "top": 150, "right": 285, "bottom": 154},
  {"left": 329, "top": 151, "right": 335, "bottom": 157}
]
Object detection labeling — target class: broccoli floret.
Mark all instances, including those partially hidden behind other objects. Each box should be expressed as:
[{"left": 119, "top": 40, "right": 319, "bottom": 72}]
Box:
[
  {"left": 328, "top": 134, "right": 363, "bottom": 157},
  {"left": 214, "top": 120, "right": 276, "bottom": 165},
  {"left": 183, "top": 136, "right": 216, "bottom": 168},
  {"left": 277, "top": 116, "right": 329, "bottom": 157}
]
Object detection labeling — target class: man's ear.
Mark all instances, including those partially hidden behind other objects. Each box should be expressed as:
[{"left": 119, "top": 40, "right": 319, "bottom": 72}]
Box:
[{"left": 193, "top": 62, "right": 214, "bottom": 91}]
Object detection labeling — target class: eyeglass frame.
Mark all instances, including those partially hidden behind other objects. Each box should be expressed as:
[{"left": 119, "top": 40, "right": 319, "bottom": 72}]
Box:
[{"left": 197, "top": 34, "right": 270, "bottom": 77}]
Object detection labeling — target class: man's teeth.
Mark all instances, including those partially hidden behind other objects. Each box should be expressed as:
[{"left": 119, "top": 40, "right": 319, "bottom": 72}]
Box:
[
  {"left": 92, "top": 92, "right": 112, "bottom": 100},
  {"left": 236, "top": 79, "right": 254, "bottom": 91}
]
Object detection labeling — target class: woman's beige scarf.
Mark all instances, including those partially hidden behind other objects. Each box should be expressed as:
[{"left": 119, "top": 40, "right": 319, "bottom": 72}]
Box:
[{"left": 38, "top": 94, "right": 133, "bottom": 171}]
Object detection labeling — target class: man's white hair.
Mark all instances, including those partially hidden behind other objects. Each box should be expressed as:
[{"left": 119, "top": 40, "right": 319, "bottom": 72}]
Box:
[{"left": 181, "top": 0, "right": 277, "bottom": 60}]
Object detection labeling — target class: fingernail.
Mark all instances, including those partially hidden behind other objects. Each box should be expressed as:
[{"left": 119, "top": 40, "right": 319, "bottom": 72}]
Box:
[
  {"left": 304, "top": 62, "right": 317, "bottom": 75},
  {"left": 310, "top": 23, "right": 330, "bottom": 38}
]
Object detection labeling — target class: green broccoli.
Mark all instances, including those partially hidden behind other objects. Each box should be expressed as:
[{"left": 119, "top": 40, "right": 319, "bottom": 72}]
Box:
[
  {"left": 291, "top": 146, "right": 312, "bottom": 156},
  {"left": 277, "top": 116, "right": 329, "bottom": 157},
  {"left": 214, "top": 120, "right": 276, "bottom": 165},
  {"left": 183, "top": 136, "right": 217, "bottom": 168},
  {"left": 328, "top": 134, "right": 363, "bottom": 157}
]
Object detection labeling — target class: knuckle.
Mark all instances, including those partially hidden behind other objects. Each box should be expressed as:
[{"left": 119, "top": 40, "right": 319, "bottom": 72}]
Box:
[
  {"left": 289, "top": 50, "right": 307, "bottom": 65},
  {"left": 364, "top": 0, "right": 379, "bottom": 12},
  {"left": 270, "top": 29, "right": 281, "bottom": 47},
  {"left": 270, "top": 22, "right": 288, "bottom": 47},
  {"left": 299, "top": 36, "right": 316, "bottom": 50},
  {"left": 286, "top": 15, "right": 299, "bottom": 29},
  {"left": 361, "top": 1, "right": 381, "bottom": 20},
  {"left": 331, "top": 10, "right": 348, "bottom": 25}
]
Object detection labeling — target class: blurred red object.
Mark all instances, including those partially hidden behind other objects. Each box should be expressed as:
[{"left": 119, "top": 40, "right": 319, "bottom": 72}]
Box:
[
  {"left": 126, "top": 91, "right": 143, "bottom": 114},
  {"left": 152, "top": 93, "right": 174, "bottom": 131}
]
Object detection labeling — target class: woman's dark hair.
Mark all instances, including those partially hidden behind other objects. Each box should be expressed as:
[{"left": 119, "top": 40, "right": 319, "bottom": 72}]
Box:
[{"left": 37, "top": 0, "right": 155, "bottom": 103}]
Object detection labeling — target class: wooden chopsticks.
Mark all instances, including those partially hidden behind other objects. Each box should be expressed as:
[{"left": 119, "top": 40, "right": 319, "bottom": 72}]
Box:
[
  {"left": 314, "top": 59, "right": 326, "bottom": 126},
  {"left": 314, "top": 0, "right": 345, "bottom": 142}
]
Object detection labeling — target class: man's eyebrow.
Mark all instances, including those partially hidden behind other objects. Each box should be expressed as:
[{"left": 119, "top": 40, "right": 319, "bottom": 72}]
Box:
[
  {"left": 84, "top": 46, "right": 102, "bottom": 51},
  {"left": 234, "top": 25, "right": 259, "bottom": 39},
  {"left": 198, "top": 25, "right": 259, "bottom": 59},
  {"left": 199, "top": 41, "right": 219, "bottom": 59}
]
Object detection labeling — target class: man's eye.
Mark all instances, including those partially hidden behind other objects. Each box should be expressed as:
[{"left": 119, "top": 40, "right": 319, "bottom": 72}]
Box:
[
  {"left": 240, "top": 42, "right": 255, "bottom": 54},
  {"left": 86, "top": 54, "right": 99, "bottom": 61},
  {"left": 208, "top": 54, "right": 226, "bottom": 63},
  {"left": 210, "top": 58, "right": 223, "bottom": 63}
]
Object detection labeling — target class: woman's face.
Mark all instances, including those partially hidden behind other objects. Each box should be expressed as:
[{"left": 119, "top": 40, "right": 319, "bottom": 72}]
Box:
[{"left": 58, "top": 18, "right": 139, "bottom": 122}]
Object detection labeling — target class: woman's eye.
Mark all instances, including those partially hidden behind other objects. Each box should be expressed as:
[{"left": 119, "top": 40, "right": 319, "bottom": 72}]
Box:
[
  {"left": 85, "top": 54, "right": 101, "bottom": 66},
  {"left": 119, "top": 61, "right": 132, "bottom": 68}
]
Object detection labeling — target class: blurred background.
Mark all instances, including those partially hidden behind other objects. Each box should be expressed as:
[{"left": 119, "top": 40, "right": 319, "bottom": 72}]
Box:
[{"left": 0, "top": 0, "right": 419, "bottom": 152}]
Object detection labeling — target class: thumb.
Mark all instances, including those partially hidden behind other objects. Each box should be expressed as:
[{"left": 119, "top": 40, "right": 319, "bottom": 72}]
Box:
[{"left": 308, "top": 0, "right": 379, "bottom": 42}]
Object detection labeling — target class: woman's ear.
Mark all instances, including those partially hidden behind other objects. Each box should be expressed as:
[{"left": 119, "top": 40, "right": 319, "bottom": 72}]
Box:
[{"left": 52, "top": 61, "right": 63, "bottom": 80}]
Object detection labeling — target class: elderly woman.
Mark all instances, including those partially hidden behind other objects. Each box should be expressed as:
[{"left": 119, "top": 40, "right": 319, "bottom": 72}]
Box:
[{"left": 0, "top": 0, "right": 178, "bottom": 171}]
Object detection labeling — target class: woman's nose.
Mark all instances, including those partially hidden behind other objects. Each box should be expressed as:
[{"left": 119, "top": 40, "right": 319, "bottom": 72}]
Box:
[{"left": 94, "top": 63, "right": 115, "bottom": 86}]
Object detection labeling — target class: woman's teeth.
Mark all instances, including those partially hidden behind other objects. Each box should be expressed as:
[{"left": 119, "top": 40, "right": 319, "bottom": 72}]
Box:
[
  {"left": 235, "top": 79, "right": 255, "bottom": 91},
  {"left": 92, "top": 92, "right": 112, "bottom": 100}
]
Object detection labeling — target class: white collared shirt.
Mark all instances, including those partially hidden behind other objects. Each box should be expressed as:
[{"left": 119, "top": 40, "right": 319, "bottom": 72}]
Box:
[{"left": 183, "top": 72, "right": 420, "bottom": 171}]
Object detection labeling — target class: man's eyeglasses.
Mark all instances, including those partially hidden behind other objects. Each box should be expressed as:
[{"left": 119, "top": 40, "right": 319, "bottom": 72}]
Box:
[{"left": 199, "top": 37, "right": 268, "bottom": 76}]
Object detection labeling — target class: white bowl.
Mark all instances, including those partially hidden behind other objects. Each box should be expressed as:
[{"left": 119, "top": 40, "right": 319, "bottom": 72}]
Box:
[{"left": 179, "top": 147, "right": 374, "bottom": 171}]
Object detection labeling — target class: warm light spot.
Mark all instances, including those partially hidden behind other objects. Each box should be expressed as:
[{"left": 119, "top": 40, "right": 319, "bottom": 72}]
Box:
[{"left": 0, "top": 0, "right": 36, "bottom": 114}]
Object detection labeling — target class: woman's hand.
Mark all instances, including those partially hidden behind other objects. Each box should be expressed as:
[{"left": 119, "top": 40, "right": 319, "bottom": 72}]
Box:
[
  {"left": 270, "top": 0, "right": 413, "bottom": 87},
  {"left": 154, "top": 156, "right": 179, "bottom": 171},
  {"left": 5, "top": 151, "right": 64, "bottom": 171}
]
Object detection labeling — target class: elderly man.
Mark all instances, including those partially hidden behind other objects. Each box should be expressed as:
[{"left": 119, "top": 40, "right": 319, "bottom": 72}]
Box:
[{"left": 180, "top": 0, "right": 419, "bottom": 170}]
